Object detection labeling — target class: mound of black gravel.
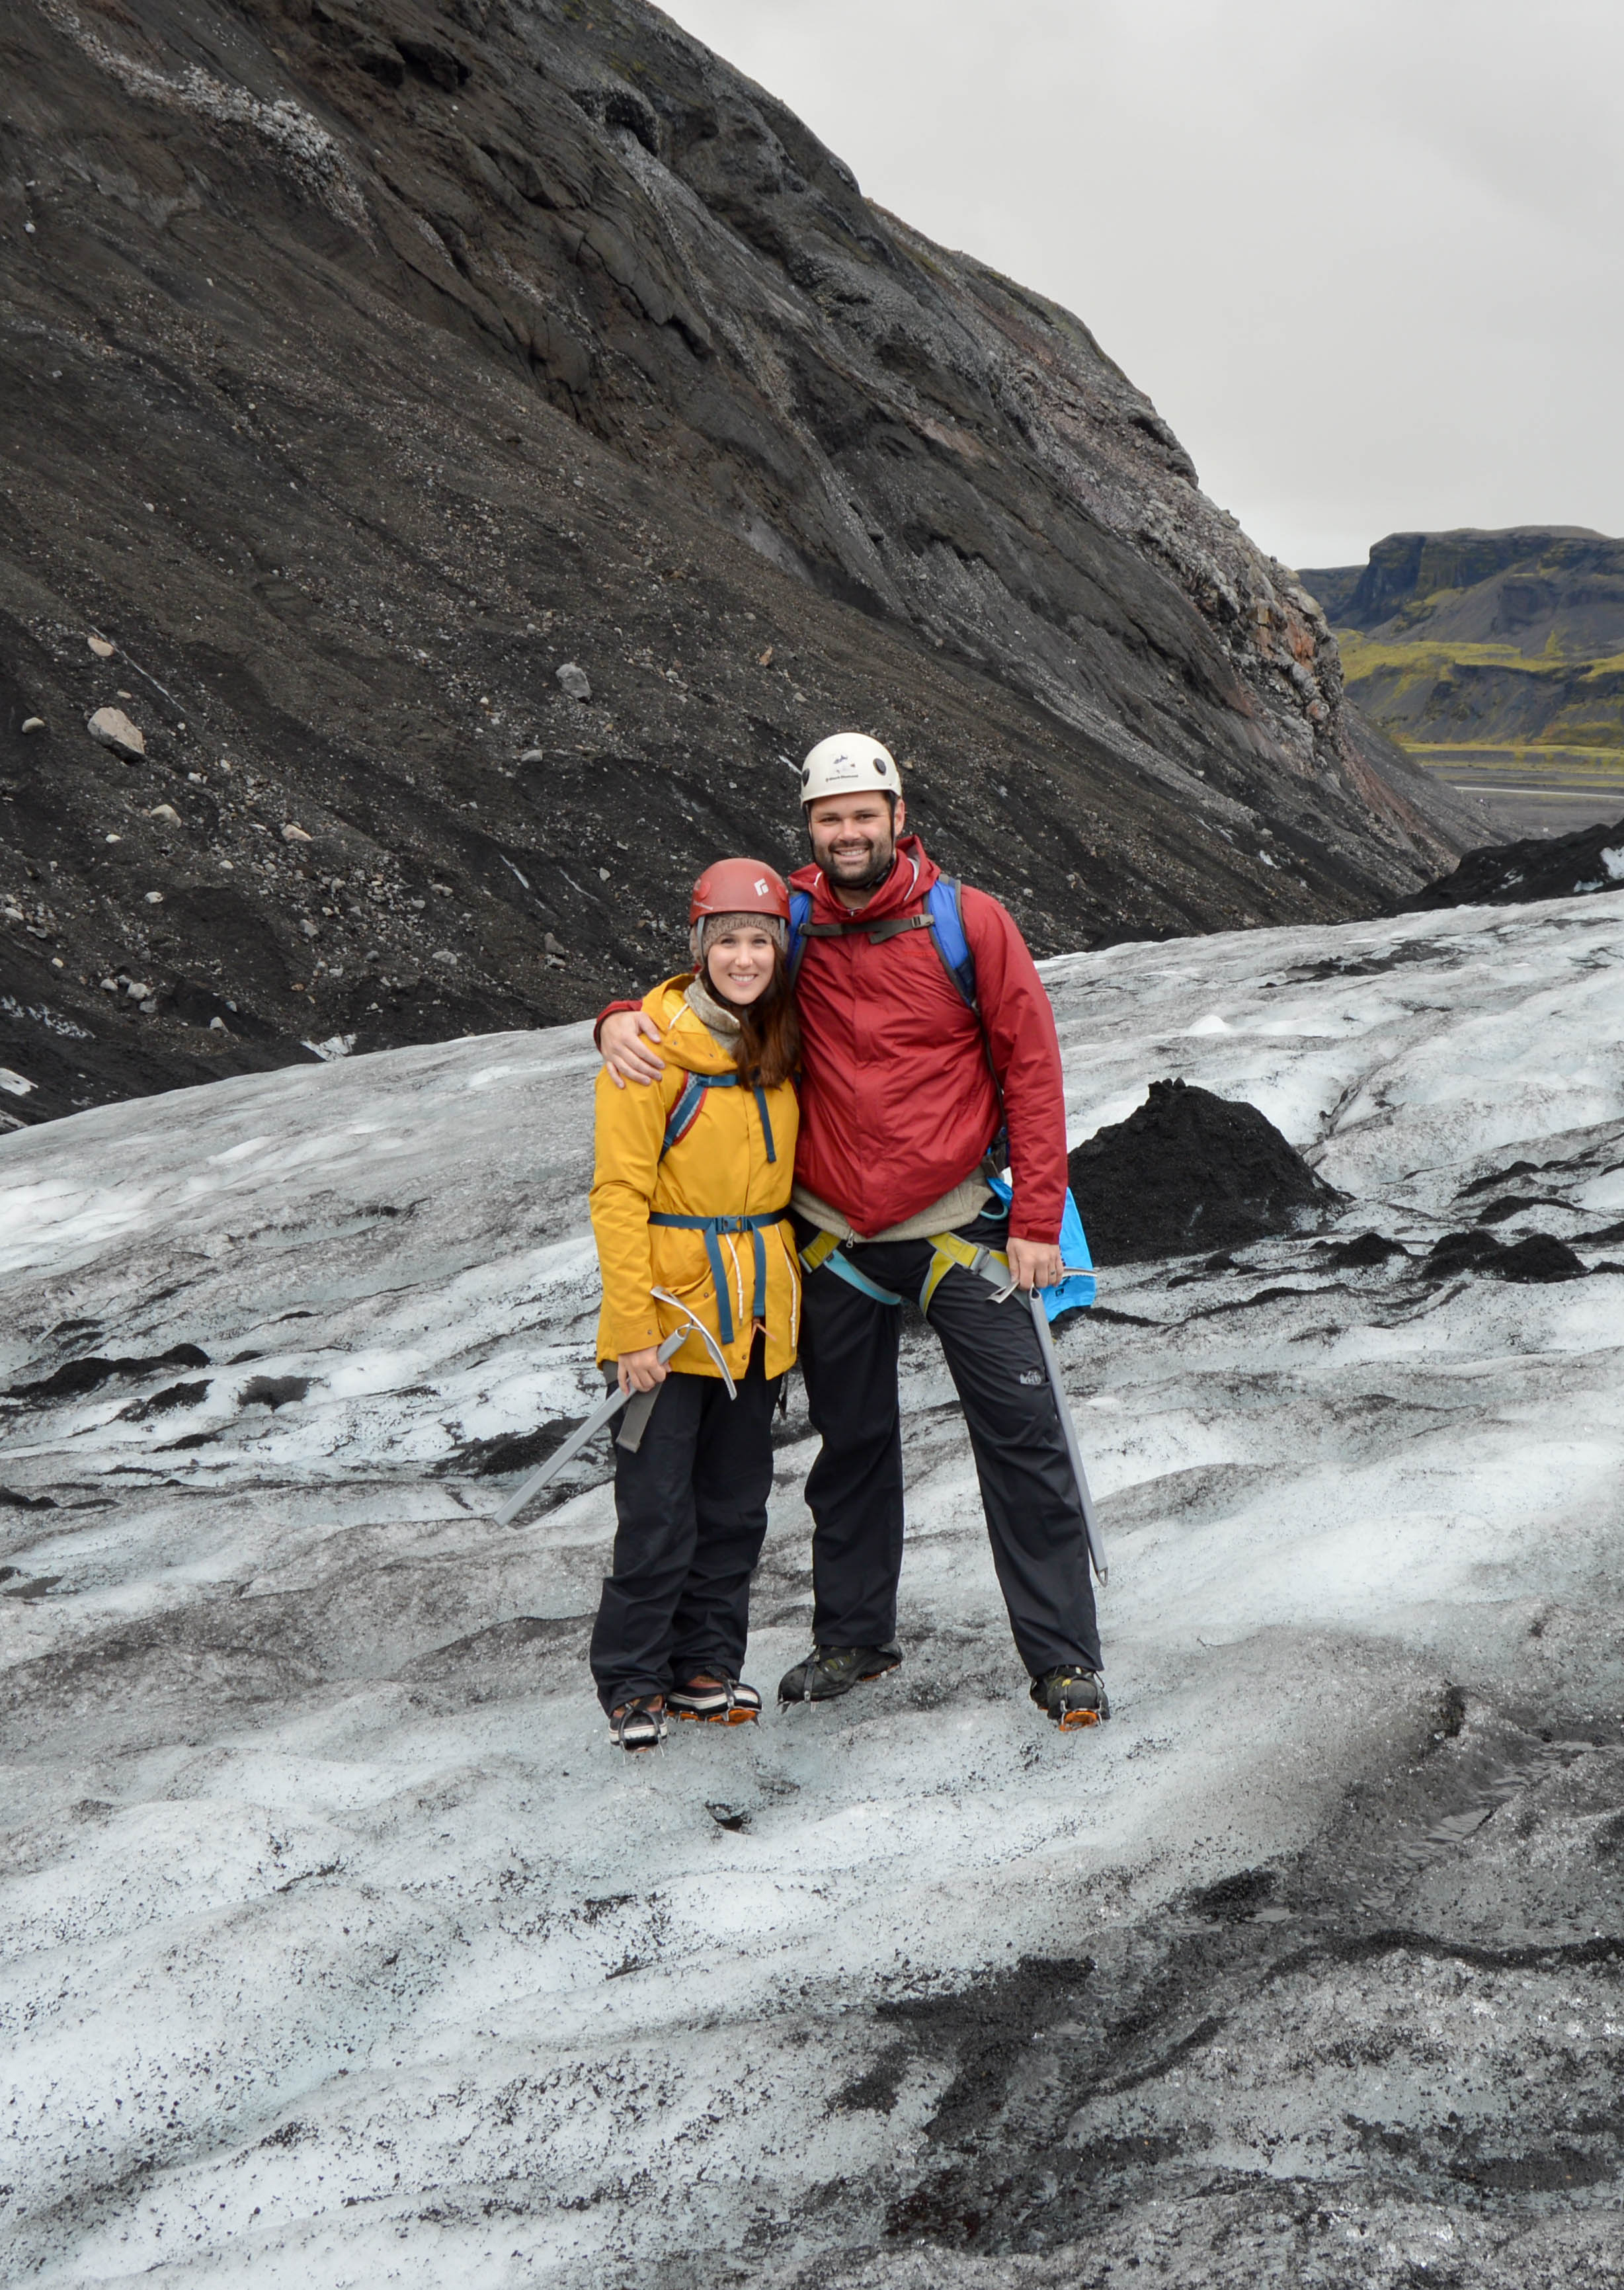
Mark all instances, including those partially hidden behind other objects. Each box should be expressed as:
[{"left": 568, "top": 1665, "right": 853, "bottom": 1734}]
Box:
[
  {"left": 1424, "top": 1229, "right": 1586, "bottom": 1283},
  {"left": 1067, "top": 1077, "right": 1339, "bottom": 1265},
  {"left": 1313, "top": 1230, "right": 1411, "bottom": 1268},
  {"left": 1398, "top": 812, "right": 1624, "bottom": 911}
]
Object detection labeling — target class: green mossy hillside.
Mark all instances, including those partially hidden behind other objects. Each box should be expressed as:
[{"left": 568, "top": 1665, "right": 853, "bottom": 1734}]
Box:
[{"left": 1336, "top": 632, "right": 1624, "bottom": 752}]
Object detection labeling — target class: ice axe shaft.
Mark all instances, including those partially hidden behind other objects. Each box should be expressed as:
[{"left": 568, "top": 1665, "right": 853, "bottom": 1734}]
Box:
[
  {"left": 970, "top": 1257, "right": 1108, "bottom": 1584},
  {"left": 492, "top": 1327, "right": 687, "bottom": 1528},
  {"left": 1028, "top": 1289, "right": 1108, "bottom": 1584},
  {"left": 493, "top": 1303, "right": 736, "bottom": 1529},
  {"left": 616, "top": 1309, "right": 733, "bottom": 1449}
]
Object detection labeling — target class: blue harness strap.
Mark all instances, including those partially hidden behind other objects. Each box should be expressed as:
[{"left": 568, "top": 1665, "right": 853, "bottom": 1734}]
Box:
[
  {"left": 654, "top": 1063, "right": 784, "bottom": 1345},
  {"left": 797, "top": 1225, "right": 906, "bottom": 1305},
  {"left": 661, "top": 1069, "right": 720, "bottom": 1155},
  {"left": 647, "top": 1209, "right": 785, "bottom": 1344},
  {"left": 823, "top": 1254, "right": 905, "bottom": 1306},
  {"left": 662, "top": 1071, "right": 776, "bottom": 1163}
]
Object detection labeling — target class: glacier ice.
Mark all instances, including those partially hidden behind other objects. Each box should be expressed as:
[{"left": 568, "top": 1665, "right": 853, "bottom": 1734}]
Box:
[{"left": 3, "top": 894, "right": 1624, "bottom": 2285}]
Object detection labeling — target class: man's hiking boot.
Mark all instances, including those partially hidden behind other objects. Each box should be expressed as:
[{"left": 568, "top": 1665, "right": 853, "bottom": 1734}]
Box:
[
  {"left": 1031, "top": 1667, "right": 1110, "bottom": 1730},
  {"left": 778, "top": 1643, "right": 903, "bottom": 1706},
  {"left": 610, "top": 1696, "right": 667, "bottom": 1752},
  {"left": 668, "top": 1672, "right": 762, "bottom": 1725}
]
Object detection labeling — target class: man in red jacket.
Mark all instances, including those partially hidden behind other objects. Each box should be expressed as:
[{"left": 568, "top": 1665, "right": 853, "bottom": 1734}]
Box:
[{"left": 597, "top": 733, "right": 1106, "bottom": 1729}]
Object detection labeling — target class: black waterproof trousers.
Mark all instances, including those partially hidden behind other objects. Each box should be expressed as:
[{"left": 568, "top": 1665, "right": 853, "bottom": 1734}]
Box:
[
  {"left": 589, "top": 1338, "right": 782, "bottom": 1715},
  {"left": 795, "top": 1211, "right": 1102, "bottom": 1680}
]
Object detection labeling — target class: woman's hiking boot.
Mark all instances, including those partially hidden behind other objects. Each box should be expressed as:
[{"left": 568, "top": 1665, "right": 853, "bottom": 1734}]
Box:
[
  {"left": 1031, "top": 1668, "right": 1110, "bottom": 1729},
  {"left": 668, "top": 1672, "right": 762, "bottom": 1725},
  {"left": 778, "top": 1643, "right": 903, "bottom": 1706},
  {"left": 610, "top": 1695, "right": 668, "bottom": 1752}
]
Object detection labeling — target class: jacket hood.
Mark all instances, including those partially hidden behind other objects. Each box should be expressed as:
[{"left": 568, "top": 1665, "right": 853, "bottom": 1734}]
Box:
[
  {"left": 791, "top": 833, "right": 941, "bottom": 927},
  {"left": 639, "top": 973, "right": 740, "bottom": 1077}
]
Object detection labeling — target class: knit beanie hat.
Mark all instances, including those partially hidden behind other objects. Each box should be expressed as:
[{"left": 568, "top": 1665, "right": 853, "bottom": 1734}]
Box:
[{"left": 690, "top": 909, "right": 789, "bottom": 965}]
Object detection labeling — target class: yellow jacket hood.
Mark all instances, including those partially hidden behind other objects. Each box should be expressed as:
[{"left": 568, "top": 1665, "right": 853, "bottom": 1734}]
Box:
[{"left": 637, "top": 973, "right": 740, "bottom": 1078}]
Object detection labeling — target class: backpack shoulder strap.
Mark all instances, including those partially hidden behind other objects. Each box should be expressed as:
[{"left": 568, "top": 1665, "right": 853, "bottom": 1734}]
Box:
[
  {"left": 930, "top": 879, "right": 1004, "bottom": 1158},
  {"left": 661, "top": 1070, "right": 737, "bottom": 1156},
  {"left": 925, "top": 878, "right": 977, "bottom": 1012},
  {"left": 789, "top": 877, "right": 978, "bottom": 1015},
  {"left": 787, "top": 888, "right": 813, "bottom": 982}
]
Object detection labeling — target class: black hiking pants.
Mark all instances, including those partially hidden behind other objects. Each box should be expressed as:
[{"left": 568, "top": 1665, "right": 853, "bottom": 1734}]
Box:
[
  {"left": 589, "top": 1336, "right": 782, "bottom": 1715},
  {"left": 795, "top": 1211, "right": 1102, "bottom": 1680}
]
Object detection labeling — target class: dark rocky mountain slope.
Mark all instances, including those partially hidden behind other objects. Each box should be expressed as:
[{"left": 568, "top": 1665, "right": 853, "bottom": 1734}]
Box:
[{"left": 1, "top": 0, "right": 1478, "bottom": 1125}]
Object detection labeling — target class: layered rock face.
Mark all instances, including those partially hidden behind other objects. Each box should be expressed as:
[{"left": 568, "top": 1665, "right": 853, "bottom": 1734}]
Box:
[{"left": 1, "top": 0, "right": 1475, "bottom": 1124}]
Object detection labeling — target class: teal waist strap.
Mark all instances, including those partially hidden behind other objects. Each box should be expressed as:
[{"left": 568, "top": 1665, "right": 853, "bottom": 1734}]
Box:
[
  {"left": 797, "top": 1225, "right": 907, "bottom": 1307},
  {"left": 647, "top": 1209, "right": 786, "bottom": 1344}
]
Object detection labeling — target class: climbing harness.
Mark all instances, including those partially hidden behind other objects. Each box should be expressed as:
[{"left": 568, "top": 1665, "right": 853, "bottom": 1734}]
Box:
[{"left": 647, "top": 1208, "right": 786, "bottom": 1346}]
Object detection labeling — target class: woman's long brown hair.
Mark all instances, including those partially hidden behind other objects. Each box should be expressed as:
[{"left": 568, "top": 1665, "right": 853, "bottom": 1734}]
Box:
[{"left": 705, "top": 942, "right": 799, "bottom": 1089}]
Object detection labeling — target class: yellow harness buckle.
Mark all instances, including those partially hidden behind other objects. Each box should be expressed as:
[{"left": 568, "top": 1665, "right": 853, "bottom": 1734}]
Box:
[
  {"left": 801, "top": 1223, "right": 1008, "bottom": 1317},
  {"left": 797, "top": 1228, "right": 841, "bottom": 1276},
  {"left": 918, "top": 1230, "right": 1008, "bottom": 1317}
]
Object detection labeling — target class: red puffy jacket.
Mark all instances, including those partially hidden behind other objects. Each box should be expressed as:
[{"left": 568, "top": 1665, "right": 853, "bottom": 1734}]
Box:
[{"left": 598, "top": 835, "right": 1068, "bottom": 1242}]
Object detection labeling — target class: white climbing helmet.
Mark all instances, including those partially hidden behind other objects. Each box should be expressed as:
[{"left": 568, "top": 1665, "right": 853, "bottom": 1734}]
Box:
[{"left": 799, "top": 731, "right": 902, "bottom": 806}]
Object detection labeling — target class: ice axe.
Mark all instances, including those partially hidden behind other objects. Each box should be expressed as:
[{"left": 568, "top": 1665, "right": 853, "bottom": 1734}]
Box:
[
  {"left": 1026, "top": 1288, "right": 1108, "bottom": 1584},
  {"left": 974, "top": 1259, "right": 1108, "bottom": 1585},
  {"left": 493, "top": 1293, "right": 734, "bottom": 1528}
]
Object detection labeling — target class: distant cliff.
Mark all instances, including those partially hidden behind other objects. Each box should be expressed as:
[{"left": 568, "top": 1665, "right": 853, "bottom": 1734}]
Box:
[
  {"left": 1, "top": 0, "right": 1477, "bottom": 1124},
  {"left": 1298, "top": 528, "right": 1624, "bottom": 755}
]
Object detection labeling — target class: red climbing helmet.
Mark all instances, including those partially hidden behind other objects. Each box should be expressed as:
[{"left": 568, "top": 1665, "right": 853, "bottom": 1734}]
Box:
[{"left": 688, "top": 858, "right": 792, "bottom": 924}]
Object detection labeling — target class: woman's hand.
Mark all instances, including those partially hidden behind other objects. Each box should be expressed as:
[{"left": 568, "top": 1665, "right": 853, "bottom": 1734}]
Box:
[
  {"left": 618, "top": 1346, "right": 669, "bottom": 1395},
  {"left": 601, "top": 1009, "right": 665, "bottom": 1088}
]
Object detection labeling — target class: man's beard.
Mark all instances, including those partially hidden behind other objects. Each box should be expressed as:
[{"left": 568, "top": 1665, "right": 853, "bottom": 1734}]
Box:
[{"left": 823, "top": 837, "right": 895, "bottom": 889}]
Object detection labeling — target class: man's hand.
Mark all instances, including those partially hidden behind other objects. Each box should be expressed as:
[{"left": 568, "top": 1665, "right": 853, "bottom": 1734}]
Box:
[
  {"left": 617, "top": 1346, "right": 669, "bottom": 1395},
  {"left": 1006, "top": 1236, "right": 1063, "bottom": 1292},
  {"left": 601, "top": 1008, "right": 663, "bottom": 1087}
]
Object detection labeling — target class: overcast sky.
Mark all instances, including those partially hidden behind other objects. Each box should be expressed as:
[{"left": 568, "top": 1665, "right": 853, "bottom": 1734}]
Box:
[{"left": 660, "top": 0, "right": 1623, "bottom": 571}]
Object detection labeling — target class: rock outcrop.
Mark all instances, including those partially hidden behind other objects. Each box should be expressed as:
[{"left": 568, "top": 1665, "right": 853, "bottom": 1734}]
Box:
[
  {"left": 1399, "top": 811, "right": 1624, "bottom": 910},
  {"left": 1, "top": 0, "right": 1477, "bottom": 1125},
  {"left": 1301, "top": 526, "right": 1624, "bottom": 645},
  {"left": 1299, "top": 527, "right": 1624, "bottom": 756}
]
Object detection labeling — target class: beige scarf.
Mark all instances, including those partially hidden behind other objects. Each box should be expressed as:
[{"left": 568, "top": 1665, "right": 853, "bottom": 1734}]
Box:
[{"left": 683, "top": 974, "right": 742, "bottom": 1055}]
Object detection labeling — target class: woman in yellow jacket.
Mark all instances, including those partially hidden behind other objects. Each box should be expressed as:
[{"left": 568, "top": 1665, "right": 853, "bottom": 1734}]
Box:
[{"left": 588, "top": 860, "right": 801, "bottom": 1752}]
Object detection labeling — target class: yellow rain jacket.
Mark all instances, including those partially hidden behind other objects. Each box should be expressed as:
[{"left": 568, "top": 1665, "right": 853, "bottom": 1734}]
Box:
[{"left": 591, "top": 974, "right": 800, "bottom": 1381}]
